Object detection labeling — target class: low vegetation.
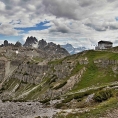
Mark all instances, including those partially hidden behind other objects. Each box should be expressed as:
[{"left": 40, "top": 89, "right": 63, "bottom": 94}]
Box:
[
  {"left": 1, "top": 49, "right": 118, "bottom": 118},
  {"left": 93, "top": 89, "right": 113, "bottom": 102}
]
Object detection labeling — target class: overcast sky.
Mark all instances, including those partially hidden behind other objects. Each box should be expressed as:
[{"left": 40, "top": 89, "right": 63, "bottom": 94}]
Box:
[{"left": 0, "top": 0, "right": 118, "bottom": 48}]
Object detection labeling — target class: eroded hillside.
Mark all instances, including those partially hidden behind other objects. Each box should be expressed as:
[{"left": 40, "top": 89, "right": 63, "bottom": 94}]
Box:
[{"left": 0, "top": 48, "right": 118, "bottom": 118}]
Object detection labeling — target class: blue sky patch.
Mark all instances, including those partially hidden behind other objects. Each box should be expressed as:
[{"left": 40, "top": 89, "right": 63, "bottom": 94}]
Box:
[
  {"left": 115, "top": 17, "right": 118, "bottom": 21},
  {"left": 15, "top": 21, "right": 51, "bottom": 33},
  {"left": 0, "top": 35, "right": 23, "bottom": 44}
]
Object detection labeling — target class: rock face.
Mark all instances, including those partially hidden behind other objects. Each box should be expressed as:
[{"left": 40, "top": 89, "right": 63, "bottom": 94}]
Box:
[
  {"left": 12, "top": 63, "right": 49, "bottom": 84},
  {"left": 94, "top": 59, "right": 118, "bottom": 68},
  {"left": 0, "top": 60, "right": 5, "bottom": 82},
  {"left": 4, "top": 40, "right": 8, "bottom": 47},
  {"left": 1, "top": 40, "right": 20, "bottom": 47},
  {"left": 23, "top": 36, "right": 38, "bottom": 47},
  {"left": 38, "top": 39, "right": 47, "bottom": 49},
  {"left": 38, "top": 41, "right": 69, "bottom": 57},
  {"left": 23, "top": 37, "right": 69, "bottom": 57},
  {"left": 15, "top": 41, "right": 22, "bottom": 47}
]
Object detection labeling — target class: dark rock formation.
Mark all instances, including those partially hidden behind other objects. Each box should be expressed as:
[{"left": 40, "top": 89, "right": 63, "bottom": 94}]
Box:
[
  {"left": 15, "top": 41, "right": 22, "bottom": 47},
  {"left": 0, "top": 40, "right": 15, "bottom": 47},
  {"left": 23, "top": 37, "right": 69, "bottom": 57},
  {"left": 38, "top": 39, "right": 47, "bottom": 49},
  {"left": 38, "top": 40, "right": 69, "bottom": 57},
  {"left": 23, "top": 36, "right": 38, "bottom": 47},
  {"left": 4, "top": 40, "right": 8, "bottom": 47}
]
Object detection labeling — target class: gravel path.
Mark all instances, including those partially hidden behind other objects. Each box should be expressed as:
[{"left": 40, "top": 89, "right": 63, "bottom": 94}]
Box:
[
  {"left": 0, "top": 100, "right": 59, "bottom": 118},
  {"left": 104, "top": 109, "right": 118, "bottom": 118}
]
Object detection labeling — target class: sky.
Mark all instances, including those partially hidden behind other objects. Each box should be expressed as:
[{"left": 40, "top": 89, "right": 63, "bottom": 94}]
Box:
[{"left": 0, "top": 0, "right": 118, "bottom": 48}]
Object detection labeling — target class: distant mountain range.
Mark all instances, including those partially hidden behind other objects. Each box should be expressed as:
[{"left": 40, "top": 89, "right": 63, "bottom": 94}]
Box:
[
  {"left": 1, "top": 36, "right": 87, "bottom": 55},
  {"left": 61, "top": 43, "right": 87, "bottom": 54},
  {"left": 0, "top": 36, "right": 69, "bottom": 59},
  {"left": 24, "top": 36, "right": 87, "bottom": 54}
]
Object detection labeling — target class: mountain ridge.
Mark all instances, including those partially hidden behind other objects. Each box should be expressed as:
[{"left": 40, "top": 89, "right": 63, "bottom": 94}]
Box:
[
  {"left": 0, "top": 41, "right": 118, "bottom": 118},
  {"left": 61, "top": 43, "right": 87, "bottom": 54}
]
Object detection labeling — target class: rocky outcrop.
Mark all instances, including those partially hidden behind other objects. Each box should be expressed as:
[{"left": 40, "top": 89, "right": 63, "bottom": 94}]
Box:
[
  {"left": 23, "top": 37, "right": 69, "bottom": 57},
  {"left": 0, "top": 60, "right": 5, "bottom": 82},
  {"left": 79, "top": 57, "right": 89, "bottom": 65},
  {"left": 94, "top": 58, "right": 118, "bottom": 74},
  {"left": 41, "top": 67, "right": 86, "bottom": 99},
  {"left": 11, "top": 62, "right": 49, "bottom": 84},
  {"left": 11, "top": 59, "right": 74, "bottom": 84},
  {"left": 94, "top": 59, "right": 118, "bottom": 68},
  {"left": 23, "top": 36, "right": 38, "bottom": 47},
  {"left": 15, "top": 41, "right": 22, "bottom": 47},
  {"left": 0, "top": 57, "right": 22, "bottom": 89},
  {"left": 38, "top": 39, "right": 47, "bottom": 49},
  {"left": 38, "top": 39, "right": 69, "bottom": 57},
  {"left": 4, "top": 40, "right": 8, "bottom": 47}
]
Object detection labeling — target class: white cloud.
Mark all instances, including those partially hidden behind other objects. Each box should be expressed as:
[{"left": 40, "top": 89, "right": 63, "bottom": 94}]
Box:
[
  {"left": 0, "top": 23, "right": 20, "bottom": 36},
  {"left": 0, "top": 0, "right": 118, "bottom": 48},
  {"left": 0, "top": 1, "right": 5, "bottom": 11}
]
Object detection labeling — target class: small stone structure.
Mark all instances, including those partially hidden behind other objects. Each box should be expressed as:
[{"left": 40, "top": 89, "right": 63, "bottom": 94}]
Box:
[{"left": 95, "top": 41, "right": 113, "bottom": 50}]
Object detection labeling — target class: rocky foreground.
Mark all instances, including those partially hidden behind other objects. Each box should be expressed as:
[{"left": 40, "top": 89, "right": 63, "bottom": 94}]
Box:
[{"left": 0, "top": 100, "right": 59, "bottom": 118}]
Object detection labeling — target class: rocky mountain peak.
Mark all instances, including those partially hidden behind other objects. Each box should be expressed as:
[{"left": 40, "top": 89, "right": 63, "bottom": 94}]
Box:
[
  {"left": 15, "top": 41, "right": 22, "bottom": 47},
  {"left": 38, "top": 39, "right": 47, "bottom": 49},
  {"left": 23, "top": 36, "right": 38, "bottom": 47},
  {"left": 4, "top": 40, "right": 8, "bottom": 47},
  {"left": 61, "top": 43, "right": 87, "bottom": 54}
]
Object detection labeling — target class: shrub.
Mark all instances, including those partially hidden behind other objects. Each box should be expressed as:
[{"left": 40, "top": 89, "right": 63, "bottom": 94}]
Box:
[
  {"left": 55, "top": 103, "right": 64, "bottom": 109},
  {"left": 27, "top": 61, "right": 30, "bottom": 64},
  {"left": 21, "top": 80, "right": 27, "bottom": 84},
  {"left": 35, "top": 116, "right": 41, "bottom": 118},
  {"left": 23, "top": 72, "right": 29, "bottom": 75},
  {"left": 62, "top": 96, "right": 73, "bottom": 103},
  {"left": 93, "top": 89, "right": 113, "bottom": 102},
  {"left": 49, "top": 75, "right": 57, "bottom": 84},
  {"left": 40, "top": 98, "right": 50, "bottom": 104}
]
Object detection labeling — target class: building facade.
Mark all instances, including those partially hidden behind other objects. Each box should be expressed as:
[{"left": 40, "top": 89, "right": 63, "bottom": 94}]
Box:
[{"left": 96, "top": 41, "right": 113, "bottom": 50}]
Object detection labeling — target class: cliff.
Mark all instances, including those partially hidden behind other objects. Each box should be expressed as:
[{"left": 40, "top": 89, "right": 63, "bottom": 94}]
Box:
[{"left": 0, "top": 48, "right": 118, "bottom": 118}]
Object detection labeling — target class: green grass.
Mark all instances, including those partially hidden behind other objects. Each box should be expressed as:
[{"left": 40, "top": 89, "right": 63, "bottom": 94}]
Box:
[
  {"left": 24, "top": 85, "right": 42, "bottom": 100},
  {"left": 72, "top": 50, "right": 118, "bottom": 91},
  {"left": 3, "top": 78, "right": 20, "bottom": 91},
  {"left": 79, "top": 97, "right": 118, "bottom": 118},
  {"left": 54, "top": 97, "right": 118, "bottom": 118},
  {"left": 32, "top": 57, "right": 43, "bottom": 62},
  {"left": 71, "top": 62, "right": 84, "bottom": 75},
  {"left": 48, "top": 58, "right": 63, "bottom": 65},
  {"left": 15, "top": 83, "right": 36, "bottom": 97}
]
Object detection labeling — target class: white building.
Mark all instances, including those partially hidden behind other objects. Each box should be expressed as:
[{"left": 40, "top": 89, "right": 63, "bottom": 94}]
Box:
[{"left": 96, "top": 41, "right": 113, "bottom": 50}]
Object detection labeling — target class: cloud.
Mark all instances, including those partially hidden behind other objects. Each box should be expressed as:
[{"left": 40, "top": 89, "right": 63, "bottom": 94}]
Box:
[
  {"left": 42, "top": 0, "right": 79, "bottom": 20},
  {"left": 84, "top": 18, "right": 118, "bottom": 31},
  {"left": 0, "top": 23, "right": 20, "bottom": 36},
  {"left": 0, "top": 1, "right": 5, "bottom": 11},
  {"left": 0, "top": 0, "right": 118, "bottom": 48},
  {"left": 49, "top": 20, "right": 70, "bottom": 33}
]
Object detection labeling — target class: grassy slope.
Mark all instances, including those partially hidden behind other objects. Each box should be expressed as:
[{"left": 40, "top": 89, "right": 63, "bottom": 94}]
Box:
[
  {"left": 72, "top": 50, "right": 118, "bottom": 91},
  {"left": 1, "top": 49, "right": 118, "bottom": 118},
  {"left": 1, "top": 50, "right": 118, "bottom": 101},
  {"left": 54, "top": 50, "right": 118, "bottom": 117},
  {"left": 55, "top": 97, "right": 118, "bottom": 118}
]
